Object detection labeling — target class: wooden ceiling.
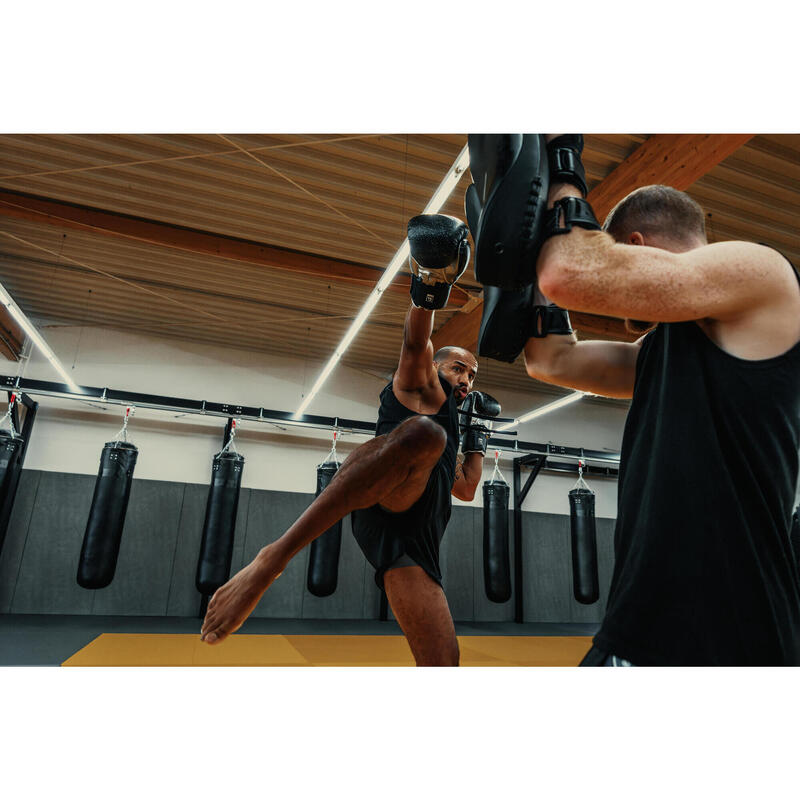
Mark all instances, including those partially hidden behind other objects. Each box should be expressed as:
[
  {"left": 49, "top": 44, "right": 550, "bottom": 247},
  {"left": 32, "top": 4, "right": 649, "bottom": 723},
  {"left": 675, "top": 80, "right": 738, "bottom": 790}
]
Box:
[{"left": 0, "top": 133, "right": 798, "bottom": 402}]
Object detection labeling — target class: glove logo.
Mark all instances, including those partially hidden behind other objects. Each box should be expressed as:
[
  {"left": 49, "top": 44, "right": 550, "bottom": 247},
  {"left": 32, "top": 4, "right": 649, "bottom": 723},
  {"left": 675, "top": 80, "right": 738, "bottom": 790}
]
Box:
[{"left": 426, "top": 293, "right": 435, "bottom": 304}]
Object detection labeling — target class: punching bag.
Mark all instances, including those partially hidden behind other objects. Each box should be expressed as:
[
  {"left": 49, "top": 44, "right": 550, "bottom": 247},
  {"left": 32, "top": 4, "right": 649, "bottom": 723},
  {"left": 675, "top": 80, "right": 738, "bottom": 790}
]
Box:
[
  {"left": 482, "top": 480, "right": 512, "bottom": 603},
  {"left": 307, "top": 460, "right": 342, "bottom": 597},
  {"left": 568, "top": 486, "right": 599, "bottom": 605},
  {"left": 196, "top": 451, "right": 245, "bottom": 596},
  {"left": 77, "top": 441, "right": 138, "bottom": 589},
  {"left": 0, "top": 430, "right": 25, "bottom": 557}
]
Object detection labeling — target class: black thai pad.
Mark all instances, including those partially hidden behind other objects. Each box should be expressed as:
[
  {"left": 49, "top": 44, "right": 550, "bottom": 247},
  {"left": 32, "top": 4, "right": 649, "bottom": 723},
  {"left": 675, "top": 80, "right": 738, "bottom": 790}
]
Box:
[
  {"left": 477, "top": 284, "right": 535, "bottom": 362},
  {"left": 465, "top": 133, "right": 550, "bottom": 290}
]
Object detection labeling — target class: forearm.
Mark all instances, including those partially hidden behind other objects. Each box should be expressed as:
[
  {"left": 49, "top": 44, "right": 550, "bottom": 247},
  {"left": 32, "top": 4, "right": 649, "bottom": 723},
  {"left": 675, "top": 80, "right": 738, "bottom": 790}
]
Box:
[
  {"left": 461, "top": 452, "right": 484, "bottom": 491},
  {"left": 453, "top": 452, "right": 484, "bottom": 501},
  {"left": 402, "top": 304, "right": 435, "bottom": 352},
  {"left": 523, "top": 332, "right": 580, "bottom": 384}
]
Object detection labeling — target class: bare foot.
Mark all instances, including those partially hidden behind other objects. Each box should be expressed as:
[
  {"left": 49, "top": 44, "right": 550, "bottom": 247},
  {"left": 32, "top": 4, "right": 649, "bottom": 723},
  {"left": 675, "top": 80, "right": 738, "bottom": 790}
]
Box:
[{"left": 200, "top": 544, "right": 285, "bottom": 645}]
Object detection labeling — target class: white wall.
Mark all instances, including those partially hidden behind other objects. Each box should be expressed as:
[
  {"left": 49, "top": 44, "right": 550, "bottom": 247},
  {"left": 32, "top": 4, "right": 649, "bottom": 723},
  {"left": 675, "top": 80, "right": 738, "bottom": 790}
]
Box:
[{"left": 9, "top": 323, "right": 629, "bottom": 518}]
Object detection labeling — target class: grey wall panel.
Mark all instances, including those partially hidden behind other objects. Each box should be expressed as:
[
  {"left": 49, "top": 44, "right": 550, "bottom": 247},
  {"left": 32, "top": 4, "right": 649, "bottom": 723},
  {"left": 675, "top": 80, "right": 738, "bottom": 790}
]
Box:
[
  {"left": 247, "top": 490, "right": 309, "bottom": 618},
  {"left": 474, "top": 507, "right": 515, "bottom": 622},
  {"left": 595, "top": 517, "right": 616, "bottom": 613},
  {"left": 11, "top": 472, "right": 96, "bottom": 614},
  {"left": 91, "top": 479, "right": 185, "bottom": 615},
  {"left": 440, "top": 506, "right": 475, "bottom": 622},
  {"left": 165, "top": 483, "right": 207, "bottom": 616},
  {"left": 1, "top": 468, "right": 619, "bottom": 622},
  {"left": 0, "top": 470, "right": 41, "bottom": 613},
  {"left": 522, "top": 511, "right": 574, "bottom": 623},
  {"left": 300, "top": 515, "right": 367, "bottom": 620}
]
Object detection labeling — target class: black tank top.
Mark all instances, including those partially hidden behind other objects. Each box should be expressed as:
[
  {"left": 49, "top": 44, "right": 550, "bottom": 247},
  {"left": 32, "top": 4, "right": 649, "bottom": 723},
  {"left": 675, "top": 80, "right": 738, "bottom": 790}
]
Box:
[
  {"left": 596, "top": 309, "right": 800, "bottom": 665},
  {"left": 375, "top": 374, "right": 461, "bottom": 483}
]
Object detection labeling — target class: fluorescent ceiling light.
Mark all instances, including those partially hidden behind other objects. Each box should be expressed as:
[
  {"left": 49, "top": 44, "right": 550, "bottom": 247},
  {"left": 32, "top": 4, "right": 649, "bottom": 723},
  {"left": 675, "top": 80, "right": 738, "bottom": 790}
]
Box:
[
  {"left": 293, "top": 144, "right": 470, "bottom": 419},
  {"left": 0, "top": 280, "right": 82, "bottom": 393},
  {"left": 496, "top": 391, "right": 587, "bottom": 431}
]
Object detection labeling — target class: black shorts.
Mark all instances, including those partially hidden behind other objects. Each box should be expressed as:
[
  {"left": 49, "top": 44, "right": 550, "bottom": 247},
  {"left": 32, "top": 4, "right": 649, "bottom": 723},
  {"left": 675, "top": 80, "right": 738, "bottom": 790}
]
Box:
[{"left": 351, "top": 458, "right": 453, "bottom": 589}]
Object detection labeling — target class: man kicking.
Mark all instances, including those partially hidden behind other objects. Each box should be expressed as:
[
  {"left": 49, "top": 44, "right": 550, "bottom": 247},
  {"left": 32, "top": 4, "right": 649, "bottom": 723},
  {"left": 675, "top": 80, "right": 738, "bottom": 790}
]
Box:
[{"left": 201, "top": 213, "right": 500, "bottom": 665}]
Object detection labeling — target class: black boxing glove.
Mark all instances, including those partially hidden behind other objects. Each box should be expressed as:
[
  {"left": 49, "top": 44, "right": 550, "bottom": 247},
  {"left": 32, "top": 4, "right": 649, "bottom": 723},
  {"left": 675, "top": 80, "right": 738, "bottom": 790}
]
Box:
[
  {"left": 407, "top": 214, "right": 471, "bottom": 310},
  {"left": 460, "top": 391, "right": 501, "bottom": 455}
]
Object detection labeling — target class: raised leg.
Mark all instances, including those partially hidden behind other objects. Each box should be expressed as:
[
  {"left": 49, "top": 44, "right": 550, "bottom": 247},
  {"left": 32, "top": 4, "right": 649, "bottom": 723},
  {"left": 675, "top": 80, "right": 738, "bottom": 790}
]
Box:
[
  {"left": 384, "top": 565, "right": 459, "bottom": 666},
  {"left": 201, "top": 416, "right": 447, "bottom": 644}
]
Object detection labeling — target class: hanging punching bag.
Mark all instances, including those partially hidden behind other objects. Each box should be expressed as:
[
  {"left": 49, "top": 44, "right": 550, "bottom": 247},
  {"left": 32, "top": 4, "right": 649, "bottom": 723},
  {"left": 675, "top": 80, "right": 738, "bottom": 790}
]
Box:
[
  {"left": 196, "top": 451, "right": 245, "bottom": 596},
  {"left": 307, "top": 460, "right": 342, "bottom": 597},
  {"left": 77, "top": 441, "right": 138, "bottom": 589},
  {"left": 0, "top": 430, "right": 25, "bottom": 557},
  {"left": 790, "top": 509, "right": 800, "bottom": 574},
  {"left": 568, "top": 486, "right": 599, "bottom": 604},
  {"left": 483, "top": 479, "right": 512, "bottom": 603}
]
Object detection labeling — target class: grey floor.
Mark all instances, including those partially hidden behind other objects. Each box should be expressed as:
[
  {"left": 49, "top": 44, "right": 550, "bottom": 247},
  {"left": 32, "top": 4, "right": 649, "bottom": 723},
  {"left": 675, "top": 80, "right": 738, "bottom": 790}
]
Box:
[{"left": 0, "top": 614, "right": 600, "bottom": 666}]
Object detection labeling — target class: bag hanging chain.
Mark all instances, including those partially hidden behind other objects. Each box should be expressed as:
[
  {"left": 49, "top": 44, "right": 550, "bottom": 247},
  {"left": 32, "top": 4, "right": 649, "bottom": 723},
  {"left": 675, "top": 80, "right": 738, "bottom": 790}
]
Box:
[
  {"left": 0, "top": 393, "right": 19, "bottom": 439},
  {"left": 490, "top": 449, "right": 508, "bottom": 484},
  {"left": 320, "top": 423, "right": 341, "bottom": 467},
  {"left": 219, "top": 419, "right": 240, "bottom": 456},
  {"left": 572, "top": 456, "right": 591, "bottom": 491},
  {"left": 112, "top": 406, "right": 135, "bottom": 446}
]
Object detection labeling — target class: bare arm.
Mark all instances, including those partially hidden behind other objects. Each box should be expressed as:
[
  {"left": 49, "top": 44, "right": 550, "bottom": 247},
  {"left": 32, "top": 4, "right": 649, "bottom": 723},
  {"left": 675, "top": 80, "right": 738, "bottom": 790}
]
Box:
[
  {"left": 395, "top": 305, "right": 438, "bottom": 389},
  {"left": 393, "top": 304, "right": 446, "bottom": 411},
  {"left": 527, "top": 141, "right": 797, "bottom": 394},
  {"left": 452, "top": 452, "right": 484, "bottom": 501},
  {"left": 524, "top": 333, "right": 644, "bottom": 399},
  {"left": 538, "top": 231, "right": 790, "bottom": 325}
]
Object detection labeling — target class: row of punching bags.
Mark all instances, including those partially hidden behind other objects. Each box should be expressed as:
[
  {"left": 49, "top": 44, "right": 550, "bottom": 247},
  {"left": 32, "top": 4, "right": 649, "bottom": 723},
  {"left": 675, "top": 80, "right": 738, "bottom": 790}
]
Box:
[
  {"left": 482, "top": 480, "right": 599, "bottom": 605},
  {"left": 74, "top": 440, "right": 599, "bottom": 606},
  {"left": 74, "top": 439, "right": 337, "bottom": 597},
  {"left": 76, "top": 440, "right": 249, "bottom": 594}
]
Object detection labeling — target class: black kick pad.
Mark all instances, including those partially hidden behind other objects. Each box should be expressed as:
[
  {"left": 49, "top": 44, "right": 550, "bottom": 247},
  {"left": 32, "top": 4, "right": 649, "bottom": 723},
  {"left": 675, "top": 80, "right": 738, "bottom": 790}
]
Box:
[{"left": 465, "top": 133, "right": 550, "bottom": 290}]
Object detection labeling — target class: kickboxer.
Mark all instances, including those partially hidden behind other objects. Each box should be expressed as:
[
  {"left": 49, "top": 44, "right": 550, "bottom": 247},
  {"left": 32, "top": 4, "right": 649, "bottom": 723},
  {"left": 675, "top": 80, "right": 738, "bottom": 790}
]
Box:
[{"left": 201, "top": 214, "right": 501, "bottom": 665}]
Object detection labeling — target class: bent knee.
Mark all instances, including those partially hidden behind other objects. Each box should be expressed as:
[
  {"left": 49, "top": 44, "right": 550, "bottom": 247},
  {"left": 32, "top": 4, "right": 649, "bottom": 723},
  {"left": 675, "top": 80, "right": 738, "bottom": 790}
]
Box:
[{"left": 391, "top": 416, "right": 447, "bottom": 461}]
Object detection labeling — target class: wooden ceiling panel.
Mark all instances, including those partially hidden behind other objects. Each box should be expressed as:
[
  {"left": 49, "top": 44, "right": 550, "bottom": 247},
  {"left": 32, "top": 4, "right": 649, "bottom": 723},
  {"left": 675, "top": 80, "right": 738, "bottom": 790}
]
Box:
[{"left": 1, "top": 133, "right": 797, "bottom": 403}]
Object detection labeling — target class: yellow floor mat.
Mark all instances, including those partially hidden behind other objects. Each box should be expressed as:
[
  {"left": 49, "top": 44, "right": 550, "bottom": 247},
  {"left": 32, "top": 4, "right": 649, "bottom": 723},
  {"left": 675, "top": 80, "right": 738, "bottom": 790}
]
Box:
[{"left": 62, "top": 633, "right": 593, "bottom": 666}]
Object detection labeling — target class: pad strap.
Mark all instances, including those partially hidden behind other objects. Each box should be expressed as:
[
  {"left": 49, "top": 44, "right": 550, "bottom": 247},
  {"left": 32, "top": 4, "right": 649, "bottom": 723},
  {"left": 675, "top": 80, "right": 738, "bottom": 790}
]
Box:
[
  {"left": 545, "top": 197, "right": 601, "bottom": 237},
  {"left": 530, "top": 305, "right": 573, "bottom": 338},
  {"left": 547, "top": 135, "right": 588, "bottom": 197}
]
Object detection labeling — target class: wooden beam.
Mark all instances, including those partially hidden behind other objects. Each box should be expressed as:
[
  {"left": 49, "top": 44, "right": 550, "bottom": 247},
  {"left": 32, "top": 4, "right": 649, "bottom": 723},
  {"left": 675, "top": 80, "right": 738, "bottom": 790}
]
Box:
[
  {"left": 589, "top": 133, "right": 754, "bottom": 222},
  {"left": 0, "top": 312, "right": 24, "bottom": 361},
  {"left": 0, "top": 189, "right": 467, "bottom": 308},
  {"left": 432, "top": 133, "right": 754, "bottom": 352}
]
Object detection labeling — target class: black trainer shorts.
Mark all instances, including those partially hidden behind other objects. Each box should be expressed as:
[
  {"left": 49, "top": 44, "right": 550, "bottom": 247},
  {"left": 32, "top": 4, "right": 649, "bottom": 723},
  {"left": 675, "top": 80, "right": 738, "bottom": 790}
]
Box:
[{"left": 351, "top": 458, "right": 453, "bottom": 589}]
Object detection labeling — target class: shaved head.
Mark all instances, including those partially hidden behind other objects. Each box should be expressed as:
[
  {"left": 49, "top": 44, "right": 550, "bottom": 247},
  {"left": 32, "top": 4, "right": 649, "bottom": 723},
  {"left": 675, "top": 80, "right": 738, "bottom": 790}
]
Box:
[{"left": 433, "top": 346, "right": 476, "bottom": 367}]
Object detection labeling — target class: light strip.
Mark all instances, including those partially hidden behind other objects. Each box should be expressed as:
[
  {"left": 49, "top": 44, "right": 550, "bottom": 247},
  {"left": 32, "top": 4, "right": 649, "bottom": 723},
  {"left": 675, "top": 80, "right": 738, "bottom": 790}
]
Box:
[
  {"left": 293, "top": 144, "right": 471, "bottom": 418},
  {"left": 0, "top": 280, "right": 82, "bottom": 393},
  {"left": 496, "top": 391, "right": 588, "bottom": 432}
]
